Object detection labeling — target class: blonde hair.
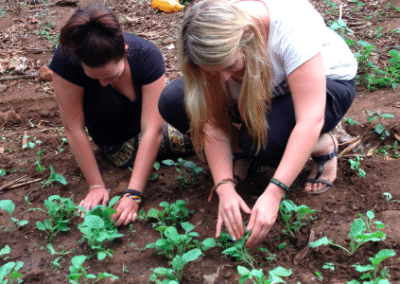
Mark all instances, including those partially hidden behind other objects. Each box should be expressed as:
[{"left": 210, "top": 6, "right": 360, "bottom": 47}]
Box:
[{"left": 178, "top": 0, "right": 272, "bottom": 157}]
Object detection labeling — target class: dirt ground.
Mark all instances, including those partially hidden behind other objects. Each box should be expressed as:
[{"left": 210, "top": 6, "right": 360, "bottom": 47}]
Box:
[{"left": 1, "top": 0, "right": 400, "bottom": 283}]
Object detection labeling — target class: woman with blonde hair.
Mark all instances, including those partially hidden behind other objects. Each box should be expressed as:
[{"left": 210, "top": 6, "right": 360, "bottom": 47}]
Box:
[{"left": 159, "top": 0, "right": 357, "bottom": 247}]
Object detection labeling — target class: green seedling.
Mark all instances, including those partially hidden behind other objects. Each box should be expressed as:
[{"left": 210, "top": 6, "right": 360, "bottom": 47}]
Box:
[
  {"left": 0, "top": 261, "right": 24, "bottom": 284},
  {"left": 145, "top": 200, "right": 190, "bottom": 228},
  {"left": 77, "top": 196, "right": 124, "bottom": 260},
  {"left": 219, "top": 231, "right": 258, "bottom": 269},
  {"left": 258, "top": 247, "right": 276, "bottom": 262},
  {"left": 310, "top": 210, "right": 385, "bottom": 255},
  {"left": 47, "top": 244, "right": 71, "bottom": 270},
  {"left": 323, "top": 262, "right": 335, "bottom": 272},
  {"left": 0, "top": 169, "right": 5, "bottom": 176},
  {"left": 237, "top": 265, "right": 292, "bottom": 284},
  {"left": 374, "top": 141, "right": 399, "bottom": 158},
  {"left": 41, "top": 164, "right": 67, "bottom": 188},
  {"left": 21, "top": 135, "right": 42, "bottom": 149},
  {"left": 349, "top": 155, "right": 366, "bottom": 178},
  {"left": 58, "top": 137, "right": 68, "bottom": 153},
  {"left": 367, "top": 110, "right": 395, "bottom": 140},
  {"left": 162, "top": 158, "right": 203, "bottom": 188},
  {"left": 149, "top": 161, "right": 161, "bottom": 181},
  {"left": 348, "top": 249, "right": 396, "bottom": 283},
  {"left": 0, "top": 245, "right": 11, "bottom": 261},
  {"left": 149, "top": 248, "right": 202, "bottom": 284},
  {"left": 34, "top": 148, "right": 46, "bottom": 173},
  {"left": 382, "top": 192, "right": 400, "bottom": 203},
  {"left": 66, "top": 255, "right": 118, "bottom": 283},
  {"left": 146, "top": 222, "right": 215, "bottom": 261},
  {"left": 36, "top": 195, "right": 79, "bottom": 242},
  {"left": 344, "top": 116, "right": 361, "bottom": 126},
  {"left": 315, "top": 271, "right": 323, "bottom": 282},
  {"left": 279, "top": 200, "right": 317, "bottom": 237},
  {"left": 0, "top": 200, "right": 28, "bottom": 230}
]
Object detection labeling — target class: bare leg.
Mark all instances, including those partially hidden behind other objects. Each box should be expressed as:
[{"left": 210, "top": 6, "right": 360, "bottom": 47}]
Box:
[{"left": 304, "top": 133, "right": 338, "bottom": 193}]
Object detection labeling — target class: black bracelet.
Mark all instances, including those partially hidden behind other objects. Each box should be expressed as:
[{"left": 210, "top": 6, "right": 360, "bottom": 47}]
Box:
[
  {"left": 123, "top": 189, "right": 143, "bottom": 198},
  {"left": 270, "top": 178, "right": 289, "bottom": 193}
]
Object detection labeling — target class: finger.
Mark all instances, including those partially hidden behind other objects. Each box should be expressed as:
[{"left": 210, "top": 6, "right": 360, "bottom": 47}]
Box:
[
  {"left": 215, "top": 215, "right": 224, "bottom": 238},
  {"left": 246, "top": 209, "right": 257, "bottom": 232},
  {"left": 239, "top": 199, "right": 252, "bottom": 215},
  {"left": 224, "top": 211, "right": 240, "bottom": 239},
  {"left": 223, "top": 214, "right": 238, "bottom": 241},
  {"left": 123, "top": 212, "right": 135, "bottom": 226},
  {"left": 102, "top": 191, "right": 110, "bottom": 206},
  {"left": 111, "top": 207, "right": 122, "bottom": 223},
  {"left": 248, "top": 226, "right": 270, "bottom": 248},
  {"left": 115, "top": 209, "right": 129, "bottom": 227},
  {"left": 232, "top": 208, "right": 244, "bottom": 238}
]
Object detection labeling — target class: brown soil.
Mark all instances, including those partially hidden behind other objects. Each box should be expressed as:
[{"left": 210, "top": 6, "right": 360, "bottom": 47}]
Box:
[{"left": 1, "top": 0, "right": 400, "bottom": 283}]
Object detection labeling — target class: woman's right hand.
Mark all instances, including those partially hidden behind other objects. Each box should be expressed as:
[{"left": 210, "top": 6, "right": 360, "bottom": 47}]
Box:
[
  {"left": 215, "top": 183, "right": 252, "bottom": 241},
  {"left": 79, "top": 186, "right": 110, "bottom": 216}
]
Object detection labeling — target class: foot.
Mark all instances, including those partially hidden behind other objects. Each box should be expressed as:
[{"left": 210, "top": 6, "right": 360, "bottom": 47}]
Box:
[{"left": 304, "top": 133, "right": 338, "bottom": 194}]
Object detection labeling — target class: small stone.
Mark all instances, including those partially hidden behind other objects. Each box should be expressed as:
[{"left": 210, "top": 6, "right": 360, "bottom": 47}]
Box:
[{"left": 38, "top": 65, "right": 53, "bottom": 81}]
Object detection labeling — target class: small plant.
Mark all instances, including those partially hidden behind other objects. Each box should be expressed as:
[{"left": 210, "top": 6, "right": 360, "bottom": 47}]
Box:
[
  {"left": 58, "top": 137, "right": 68, "bottom": 153},
  {"left": 41, "top": 164, "right": 67, "bottom": 188},
  {"left": 78, "top": 196, "right": 124, "bottom": 260},
  {"left": 162, "top": 158, "right": 203, "bottom": 188},
  {"left": 0, "top": 200, "right": 28, "bottom": 230},
  {"left": 34, "top": 148, "right": 46, "bottom": 173},
  {"left": 145, "top": 200, "right": 190, "bottom": 228},
  {"left": 149, "top": 248, "right": 202, "bottom": 283},
  {"left": 0, "top": 169, "right": 5, "bottom": 176},
  {"left": 146, "top": 222, "right": 215, "bottom": 261},
  {"left": 322, "top": 262, "right": 335, "bottom": 272},
  {"left": 66, "top": 255, "right": 118, "bottom": 283},
  {"left": 0, "top": 261, "right": 24, "bottom": 284},
  {"left": 149, "top": 161, "right": 161, "bottom": 181},
  {"left": 314, "top": 271, "right": 323, "bottom": 282},
  {"left": 348, "top": 249, "right": 396, "bottom": 283},
  {"left": 47, "top": 244, "right": 71, "bottom": 270},
  {"left": 279, "top": 199, "right": 317, "bottom": 237},
  {"left": 367, "top": 110, "right": 395, "bottom": 140},
  {"left": 382, "top": 192, "right": 400, "bottom": 203},
  {"left": 310, "top": 210, "right": 385, "bottom": 255},
  {"left": 374, "top": 141, "right": 399, "bottom": 158},
  {"left": 258, "top": 247, "right": 276, "bottom": 262},
  {"left": 237, "top": 265, "right": 292, "bottom": 284},
  {"left": 219, "top": 231, "right": 258, "bottom": 269},
  {"left": 344, "top": 116, "right": 361, "bottom": 126},
  {"left": 36, "top": 195, "right": 79, "bottom": 242},
  {"left": 0, "top": 245, "right": 11, "bottom": 261},
  {"left": 349, "top": 155, "right": 366, "bottom": 178}
]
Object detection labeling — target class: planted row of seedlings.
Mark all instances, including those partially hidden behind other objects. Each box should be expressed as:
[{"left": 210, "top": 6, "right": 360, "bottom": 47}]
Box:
[{"left": 0, "top": 191, "right": 395, "bottom": 283}]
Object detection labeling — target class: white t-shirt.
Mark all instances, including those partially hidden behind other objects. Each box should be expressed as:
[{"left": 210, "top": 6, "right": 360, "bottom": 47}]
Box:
[{"left": 229, "top": 0, "right": 358, "bottom": 99}]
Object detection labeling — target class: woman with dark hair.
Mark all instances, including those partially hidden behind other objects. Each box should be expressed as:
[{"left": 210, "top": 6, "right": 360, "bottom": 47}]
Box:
[{"left": 49, "top": 3, "right": 191, "bottom": 226}]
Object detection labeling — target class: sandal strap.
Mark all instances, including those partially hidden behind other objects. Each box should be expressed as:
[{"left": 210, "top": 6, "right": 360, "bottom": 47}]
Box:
[
  {"left": 311, "top": 132, "right": 337, "bottom": 180},
  {"left": 305, "top": 178, "right": 333, "bottom": 187}
]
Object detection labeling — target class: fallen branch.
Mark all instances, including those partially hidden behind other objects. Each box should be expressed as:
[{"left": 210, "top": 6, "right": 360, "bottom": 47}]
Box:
[
  {"left": 0, "top": 72, "right": 39, "bottom": 82},
  {"left": 0, "top": 174, "right": 29, "bottom": 191},
  {"left": 8, "top": 178, "right": 43, "bottom": 189},
  {"left": 338, "top": 137, "right": 362, "bottom": 157}
]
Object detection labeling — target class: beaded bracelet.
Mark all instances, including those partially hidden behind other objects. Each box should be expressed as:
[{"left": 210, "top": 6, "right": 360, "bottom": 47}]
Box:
[
  {"left": 269, "top": 178, "right": 289, "bottom": 193},
  {"left": 123, "top": 189, "right": 143, "bottom": 205},
  {"left": 208, "top": 178, "right": 236, "bottom": 202}
]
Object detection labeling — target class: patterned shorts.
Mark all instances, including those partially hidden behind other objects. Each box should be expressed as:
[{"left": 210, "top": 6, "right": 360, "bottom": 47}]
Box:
[{"left": 100, "top": 123, "right": 193, "bottom": 168}]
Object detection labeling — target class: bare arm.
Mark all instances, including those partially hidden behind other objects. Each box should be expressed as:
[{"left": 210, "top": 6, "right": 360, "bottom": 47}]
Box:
[
  {"left": 246, "top": 52, "right": 326, "bottom": 247},
  {"left": 112, "top": 74, "right": 166, "bottom": 226},
  {"left": 52, "top": 73, "right": 109, "bottom": 210}
]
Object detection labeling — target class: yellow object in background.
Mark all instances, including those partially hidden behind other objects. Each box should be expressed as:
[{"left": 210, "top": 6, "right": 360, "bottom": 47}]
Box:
[{"left": 151, "top": 0, "right": 184, "bottom": 12}]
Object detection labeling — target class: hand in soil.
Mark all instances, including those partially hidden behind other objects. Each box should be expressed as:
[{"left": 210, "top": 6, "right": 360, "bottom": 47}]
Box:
[
  {"left": 215, "top": 184, "right": 251, "bottom": 241},
  {"left": 111, "top": 197, "right": 139, "bottom": 227},
  {"left": 79, "top": 187, "right": 110, "bottom": 216},
  {"left": 246, "top": 189, "right": 281, "bottom": 248}
]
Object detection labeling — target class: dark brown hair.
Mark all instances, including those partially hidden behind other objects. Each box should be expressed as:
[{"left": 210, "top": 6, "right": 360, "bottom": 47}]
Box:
[{"left": 59, "top": 3, "right": 125, "bottom": 67}]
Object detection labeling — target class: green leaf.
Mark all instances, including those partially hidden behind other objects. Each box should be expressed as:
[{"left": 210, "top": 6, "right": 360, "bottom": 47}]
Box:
[
  {"left": 0, "top": 169, "right": 6, "bottom": 176},
  {"left": 71, "top": 255, "right": 86, "bottom": 267},
  {"left": 0, "top": 245, "right": 11, "bottom": 256},
  {"left": 374, "top": 124, "right": 385, "bottom": 135},
  {"left": 54, "top": 174, "right": 67, "bottom": 185},
  {"left": 47, "top": 244, "right": 56, "bottom": 255},
  {"left": 181, "top": 222, "right": 195, "bottom": 233},
  {"left": 171, "top": 255, "right": 185, "bottom": 272},
  {"left": 202, "top": 238, "right": 216, "bottom": 250},
  {"left": 310, "top": 236, "right": 330, "bottom": 248},
  {"left": 349, "top": 218, "right": 366, "bottom": 239},
  {"left": 18, "top": 220, "right": 28, "bottom": 226},
  {"left": 382, "top": 113, "right": 395, "bottom": 119},
  {"left": 0, "top": 200, "right": 15, "bottom": 214},
  {"left": 270, "top": 266, "right": 292, "bottom": 277},
  {"left": 109, "top": 196, "right": 120, "bottom": 208},
  {"left": 84, "top": 215, "right": 104, "bottom": 229},
  {"left": 352, "top": 264, "right": 374, "bottom": 272},
  {"left": 97, "top": 251, "right": 107, "bottom": 261},
  {"left": 370, "top": 249, "right": 396, "bottom": 267},
  {"left": 182, "top": 248, "right": 202, "bottom": 263},
  {"left": 162, "top": 159, "right": 175, "bottom": 166},
  {"left": 237, "top": 265, "right": 250, "bottom": 276},
  {"left": 146, "top": 208, "right": 160, "bottom": 220}
]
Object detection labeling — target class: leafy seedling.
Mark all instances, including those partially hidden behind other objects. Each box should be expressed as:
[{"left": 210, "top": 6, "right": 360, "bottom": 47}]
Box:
[
  {"left": 78, "top": 196, "right": 124, "bottom": 260},
  {"left": 47, "top": 244, "right": 71, "bottom": 270},
  {"left": 348, "top": 249, "right": 396, "bottom": 283},
  {"left": 149, "top": 161, "right": 161, "bottom": 181},
  {"left": 41, "top": 164, "right": 67, "bottom": 188},
  {"left": 145, "top": 200, "right": 190, "bottom": 228},
  {"left": 0, "top": 200, "right": 28, "bottom": 230},
  {"left": 36, "top": 195, "right": 79, "bottom": 242},
  {"left": 162, "top": 158, "right": 203, "bottom": 188},
  {"left": 146, "top": 222, "right": 215, "bottom": 261},
  {"left": 279, "top": 199, "right": 317, "bottom": 237},
  {"left": 219, "top": 231, "right": 258, "bottom": 269},
  {"left": 367, "top": 110, "right": 395, "bottom": 140},
  {"left": 149, "top": 248, "right": 202, "bottom": 284},
  {"left": 0, "top": 245, "right": 11, "bottom": 261},
  {"left": 349, "top": 155, "right": 366, "bottom": 178},
  {"left": 237, "top": 265, "right": 292, "bottom": 284},
  {"left": 310, "top": 210, "right": 386, "bottom": 255},
  {"left": 382, "top": 192, "right": 400, "bottom": 203},
  {"left": 66, "top": 255, "right": 118, "bottom": 283},
  {"left": 0, "top": 261, "right": 24, "bottom": 284}
]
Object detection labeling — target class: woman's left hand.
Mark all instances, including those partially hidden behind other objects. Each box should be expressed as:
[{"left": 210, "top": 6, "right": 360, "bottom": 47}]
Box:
[
  {"left": 245, "top": 189, "right": 281, "bottom": 248},
  {"left": 111, "top": 197, "right": 139, "bottom": 227}
]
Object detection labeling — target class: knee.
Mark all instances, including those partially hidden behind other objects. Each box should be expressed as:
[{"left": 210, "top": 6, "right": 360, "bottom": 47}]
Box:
[{"left": 158, "top": 78, "right": 184, "bottom": 119}]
